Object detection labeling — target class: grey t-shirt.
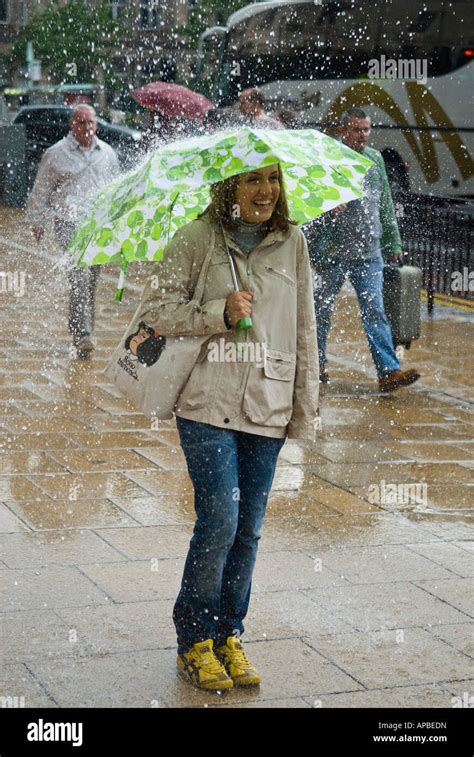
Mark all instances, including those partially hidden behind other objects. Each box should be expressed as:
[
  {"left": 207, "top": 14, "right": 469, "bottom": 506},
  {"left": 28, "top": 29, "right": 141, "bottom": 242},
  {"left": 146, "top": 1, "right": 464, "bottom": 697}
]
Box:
[{"left": 230, "top": 219, "right": 268, "bottom": 255}]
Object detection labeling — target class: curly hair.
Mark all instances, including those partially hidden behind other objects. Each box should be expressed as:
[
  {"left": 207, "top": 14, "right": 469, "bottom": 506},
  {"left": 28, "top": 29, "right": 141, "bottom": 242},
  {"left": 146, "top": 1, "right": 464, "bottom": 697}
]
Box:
[{"left": 200, "top": 163, "right": 298, "bottom": 233}]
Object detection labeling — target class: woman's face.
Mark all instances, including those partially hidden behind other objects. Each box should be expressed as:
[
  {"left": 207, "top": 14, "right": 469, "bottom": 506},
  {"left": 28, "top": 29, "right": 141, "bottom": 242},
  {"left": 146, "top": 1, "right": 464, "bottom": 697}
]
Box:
[{"left": 233, "top": 164, "right": 280, "bottom": 223}]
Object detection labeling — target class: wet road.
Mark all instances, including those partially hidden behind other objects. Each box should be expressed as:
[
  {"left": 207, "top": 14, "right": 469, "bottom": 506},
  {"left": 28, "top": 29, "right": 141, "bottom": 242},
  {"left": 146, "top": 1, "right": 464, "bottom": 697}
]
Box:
[{"left": 0, "top": 208, "right": 472, "bottom": 708}]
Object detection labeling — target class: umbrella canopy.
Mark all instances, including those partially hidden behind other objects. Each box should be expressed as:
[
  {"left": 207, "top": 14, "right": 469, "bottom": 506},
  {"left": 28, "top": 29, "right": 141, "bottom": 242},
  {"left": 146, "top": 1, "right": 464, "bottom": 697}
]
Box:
[
  {"left": 69, "top": 127, "right": 373, "bottom": 298},
  {"left": 131, "top": 82, "right": 214, "bottom": 120}
]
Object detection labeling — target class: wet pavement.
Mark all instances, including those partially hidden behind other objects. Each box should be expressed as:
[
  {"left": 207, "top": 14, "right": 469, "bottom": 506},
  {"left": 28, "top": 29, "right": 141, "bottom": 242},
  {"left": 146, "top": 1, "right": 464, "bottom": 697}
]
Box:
[{"left": 0, "top": 207, "right": 472, "bottom": 708}]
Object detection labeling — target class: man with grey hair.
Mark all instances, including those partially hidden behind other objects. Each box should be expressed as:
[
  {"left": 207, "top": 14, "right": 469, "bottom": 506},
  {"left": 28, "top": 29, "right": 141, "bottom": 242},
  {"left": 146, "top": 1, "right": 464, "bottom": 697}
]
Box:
[
  {"left": 27, "top": 104, "right": 119, "bottom": 357},
  {"left": 307, "top": 107, "right": 420, "bottom": 393}
]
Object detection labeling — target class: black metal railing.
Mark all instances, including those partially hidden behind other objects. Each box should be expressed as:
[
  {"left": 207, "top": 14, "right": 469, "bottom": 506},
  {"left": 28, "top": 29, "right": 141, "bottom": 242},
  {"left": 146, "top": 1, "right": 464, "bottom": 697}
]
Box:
[{"left": 398, "top": 194, "right": 474, "bottom": 312}]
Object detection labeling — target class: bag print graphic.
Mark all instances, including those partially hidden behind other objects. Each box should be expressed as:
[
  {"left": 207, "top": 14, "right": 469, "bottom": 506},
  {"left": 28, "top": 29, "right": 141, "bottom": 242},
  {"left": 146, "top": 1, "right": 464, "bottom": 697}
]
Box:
[{"left": 124, "top": 321, "right": 167, "bottom": 368}]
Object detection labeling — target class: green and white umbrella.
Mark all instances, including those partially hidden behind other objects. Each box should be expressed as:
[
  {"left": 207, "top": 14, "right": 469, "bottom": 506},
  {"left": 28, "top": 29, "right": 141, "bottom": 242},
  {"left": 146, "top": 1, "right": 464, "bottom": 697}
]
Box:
[{"left": 69, "top": 127, "right": 373, "bottom": 299}]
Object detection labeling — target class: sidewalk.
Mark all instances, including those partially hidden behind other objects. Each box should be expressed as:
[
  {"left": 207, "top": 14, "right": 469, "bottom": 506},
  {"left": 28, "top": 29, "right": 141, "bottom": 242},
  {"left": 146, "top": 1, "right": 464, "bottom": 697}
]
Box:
[{"left": 0, "top": 208, "right": 472, "bottom": 708}]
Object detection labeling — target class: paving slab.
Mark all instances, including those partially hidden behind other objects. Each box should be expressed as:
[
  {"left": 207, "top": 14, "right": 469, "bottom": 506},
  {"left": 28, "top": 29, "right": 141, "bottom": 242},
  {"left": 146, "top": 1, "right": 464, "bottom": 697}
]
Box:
[
  {"left": 0, "top": 503, "right": 30, "bottom": 532},
  {"left": 0, "top": 530, "right": 127, "bottom": 568},
  {"left": 105, "top": 494, "right": 195, "bottom": 525},
  {"left": 0, "top": 664, "right": 57, "bottom": 707},
  {"left": 426, "top": 622, "right": 474, "bottom": 658},
  {"left": 303, "top": 582, "right": 471, "bottom": 631},
  {"left": 252, "top": 551, "right": 348, "bottom": 592},
  {"left": 243, "top": 589, "right": 355, "bottom": 639},
  {"left": 55, "top": 599, "right": 177, "bottom": 654},
  {"left": 78, "top": 559, "right": 185, "bottom": 603},
  {"left": 309, "top": 544, "right": 460, "bottom": 584},
  {"left": 95, "top": 524, "right": 193, "bottom": 560},
  {"left": 1, "top": 610, "right": 78, "bottom": 663},
  {"left": 301, "top": 685, "right": 459, "bottom": 708},
  {"left": 4, "top": 498, "right": 139, "bottom": 530},
  {"left": 413, "top": 578, "right": 474, "bottom": 617},
  {"left": 404, "top": 542, "right": 474, "bottom": 578},
  {"left": 303, "top": 627, "right": 473, "bottom": 689},
  {"left": 1, "top": 565, "right": 110, "bottom": 611}
]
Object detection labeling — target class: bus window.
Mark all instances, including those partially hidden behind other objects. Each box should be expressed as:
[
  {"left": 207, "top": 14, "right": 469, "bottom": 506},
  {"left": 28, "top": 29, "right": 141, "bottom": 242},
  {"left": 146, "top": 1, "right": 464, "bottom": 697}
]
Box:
[{"left": 222, "top": 0, "right": 472, "bottom": 97}]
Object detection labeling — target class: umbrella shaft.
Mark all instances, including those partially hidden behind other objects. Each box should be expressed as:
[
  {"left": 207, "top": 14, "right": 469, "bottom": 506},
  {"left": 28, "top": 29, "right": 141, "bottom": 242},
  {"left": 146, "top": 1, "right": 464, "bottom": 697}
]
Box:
[
  {"left": 228, "top": 254, "right": 240, "bottom": 292},
  {"left": 220, "top": 223, "right": 241, "bottom": 293}
]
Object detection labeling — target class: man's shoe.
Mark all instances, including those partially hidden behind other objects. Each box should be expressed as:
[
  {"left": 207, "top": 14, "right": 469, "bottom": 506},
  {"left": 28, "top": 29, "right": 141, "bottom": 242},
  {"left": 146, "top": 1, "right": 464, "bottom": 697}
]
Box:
[
  {"left": 379, "top": 369, "right": 420, "bottom": 393},
  {"left": 215, "top": 636, "right": 261, "bottom": 686},
  {"left": 74, "top": 335, "right": 95, "bottom": 359},
  {"left": 319, "top": 370, "right": 330, "bottom": 384},
  {"left": 177, "top": 639, "right": 233, "bottom": 690}
]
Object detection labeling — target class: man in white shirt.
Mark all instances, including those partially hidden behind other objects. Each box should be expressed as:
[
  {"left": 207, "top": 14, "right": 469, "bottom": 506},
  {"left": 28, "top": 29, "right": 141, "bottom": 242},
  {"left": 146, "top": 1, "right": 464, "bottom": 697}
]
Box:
[{"left": 27, "top": 104, "right": 119, "bottom": 357}]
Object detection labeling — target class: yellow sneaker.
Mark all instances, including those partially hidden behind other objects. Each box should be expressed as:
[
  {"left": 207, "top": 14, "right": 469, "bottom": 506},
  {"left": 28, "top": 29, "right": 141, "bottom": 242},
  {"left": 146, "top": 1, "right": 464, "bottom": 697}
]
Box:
[
  {"left": 177, "top": 639, "right": 234, "bottom": 690},
  {"left": 215, "top": 637, "right": 261, "bottom": 686}
]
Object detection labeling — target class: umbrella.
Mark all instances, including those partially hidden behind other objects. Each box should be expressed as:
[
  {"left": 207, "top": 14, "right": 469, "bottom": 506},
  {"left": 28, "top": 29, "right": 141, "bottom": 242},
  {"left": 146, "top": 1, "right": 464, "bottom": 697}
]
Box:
[
  {"left": 69, "top": 127, "right": 373, "bottom": 300},
  {"left": 131, "top": 82, "right": 214, "bottom": 120}
]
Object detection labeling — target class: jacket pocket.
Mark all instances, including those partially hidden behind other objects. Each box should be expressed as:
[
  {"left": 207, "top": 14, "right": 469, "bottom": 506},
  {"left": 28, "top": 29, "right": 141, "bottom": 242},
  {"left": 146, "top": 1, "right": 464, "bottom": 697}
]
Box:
[
  {"left": 263, "top": 348, "right": 296, "bottom": 380},
  {"left": 264, "top": 265, "right": 296, "bottom": 288},
  {"left": 243, "top": 348, "right": 296, "bottom": 427}
]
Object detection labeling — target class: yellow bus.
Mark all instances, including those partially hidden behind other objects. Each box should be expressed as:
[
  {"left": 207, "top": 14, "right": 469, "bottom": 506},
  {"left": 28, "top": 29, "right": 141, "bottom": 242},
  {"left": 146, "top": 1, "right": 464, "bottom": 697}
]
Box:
[{"left": 198, "top": 0, "right": 474, "bottom": 199}]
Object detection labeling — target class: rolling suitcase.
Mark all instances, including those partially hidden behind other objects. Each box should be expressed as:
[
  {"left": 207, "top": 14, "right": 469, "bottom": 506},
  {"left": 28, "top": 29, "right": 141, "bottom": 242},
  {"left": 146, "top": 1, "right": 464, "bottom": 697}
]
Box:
[{"left": 383, "top": 263, "right": 422, "bottom": 349}]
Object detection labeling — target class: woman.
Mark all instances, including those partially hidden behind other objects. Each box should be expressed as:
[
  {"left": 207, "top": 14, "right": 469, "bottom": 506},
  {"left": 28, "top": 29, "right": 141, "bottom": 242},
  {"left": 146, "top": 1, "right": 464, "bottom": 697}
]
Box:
[{"left": 140, "top": 163, "right": 319, "bottom": 690}]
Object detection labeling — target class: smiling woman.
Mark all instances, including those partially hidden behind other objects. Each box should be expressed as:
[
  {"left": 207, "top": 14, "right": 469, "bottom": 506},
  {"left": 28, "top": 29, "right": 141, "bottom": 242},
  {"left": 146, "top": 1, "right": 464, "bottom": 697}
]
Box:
[
  {"left": 205, "top": 162, "right": 297, "bottom": 232},
  {"left": 137, "top": 160, "right": 320, "bottom": 692},
  {"left": 234, "top": 164, "right": 280, "bottom": 222}
]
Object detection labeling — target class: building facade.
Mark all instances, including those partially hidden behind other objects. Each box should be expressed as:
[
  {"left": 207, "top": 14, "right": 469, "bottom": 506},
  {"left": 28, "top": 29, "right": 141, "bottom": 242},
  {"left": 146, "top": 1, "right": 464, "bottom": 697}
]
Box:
[{"left": 0, "top": 0, "right": 199, "bottom": 89}]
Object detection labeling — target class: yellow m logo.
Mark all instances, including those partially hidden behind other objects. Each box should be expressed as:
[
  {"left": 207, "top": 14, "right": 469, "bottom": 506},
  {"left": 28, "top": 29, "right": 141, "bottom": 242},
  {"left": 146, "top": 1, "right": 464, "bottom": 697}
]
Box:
[{"left": 324, "top": 82, "right": 474, "bottom": 183}]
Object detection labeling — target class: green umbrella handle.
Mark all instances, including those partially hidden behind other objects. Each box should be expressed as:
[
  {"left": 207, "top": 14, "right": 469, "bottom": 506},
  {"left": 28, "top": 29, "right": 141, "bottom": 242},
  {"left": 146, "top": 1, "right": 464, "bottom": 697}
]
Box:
[
  {"left": 221, "top": 226, "right": 253, "bottom": 333},
  {"left": 115, "top": 260, "right": 129, "bottom": 301},
  {"left": 236, "top": 316, "right": 253, "bottom": 330}
]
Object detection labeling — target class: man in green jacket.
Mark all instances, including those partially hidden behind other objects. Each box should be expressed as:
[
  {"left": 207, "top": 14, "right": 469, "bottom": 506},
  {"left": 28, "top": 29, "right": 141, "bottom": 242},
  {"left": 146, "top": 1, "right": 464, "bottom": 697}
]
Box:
[{"left": 307, "top": 107, "right": 420, "bottom": 392}]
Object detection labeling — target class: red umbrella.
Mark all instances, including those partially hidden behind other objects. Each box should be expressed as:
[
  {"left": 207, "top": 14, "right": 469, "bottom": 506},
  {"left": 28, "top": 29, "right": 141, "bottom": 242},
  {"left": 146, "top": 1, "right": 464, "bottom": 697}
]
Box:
[{"left": 131, "top": 82, "right": 214, "bottom": 120}]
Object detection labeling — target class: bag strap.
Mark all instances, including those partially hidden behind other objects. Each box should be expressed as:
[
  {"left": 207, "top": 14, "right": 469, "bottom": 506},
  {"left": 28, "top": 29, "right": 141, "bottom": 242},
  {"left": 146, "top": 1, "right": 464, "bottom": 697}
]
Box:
[{"left": 190, "top": 225, "right": 216, "bottom": 305}]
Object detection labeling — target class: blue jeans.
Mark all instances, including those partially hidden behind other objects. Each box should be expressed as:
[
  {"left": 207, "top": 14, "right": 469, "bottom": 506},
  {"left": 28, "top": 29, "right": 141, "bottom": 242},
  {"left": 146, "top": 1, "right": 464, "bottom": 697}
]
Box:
[
  {"left": 173, "top": 417, "right": 285, "bottom": 654},
  {"left": 313, "top": 256, "right": 399, "bottom": 377}
]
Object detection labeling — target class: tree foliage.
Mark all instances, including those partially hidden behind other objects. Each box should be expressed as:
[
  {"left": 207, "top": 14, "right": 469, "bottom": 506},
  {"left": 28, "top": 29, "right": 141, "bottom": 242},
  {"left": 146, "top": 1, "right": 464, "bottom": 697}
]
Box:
[{"left": 9, "top": 0, "right": 125, "bottom": 84}]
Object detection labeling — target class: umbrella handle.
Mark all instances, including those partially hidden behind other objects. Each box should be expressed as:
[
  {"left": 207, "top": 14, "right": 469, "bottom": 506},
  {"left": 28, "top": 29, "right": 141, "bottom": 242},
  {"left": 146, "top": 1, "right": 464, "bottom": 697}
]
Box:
[
  {"left": 115, "top": 260, "right": 128, "bottom": 301},
  {"left": 220, "top": 223, "right": 254, "bottom": 334},
  {"left": 236, "top": 316, "right": 253, "bottom": 330}
]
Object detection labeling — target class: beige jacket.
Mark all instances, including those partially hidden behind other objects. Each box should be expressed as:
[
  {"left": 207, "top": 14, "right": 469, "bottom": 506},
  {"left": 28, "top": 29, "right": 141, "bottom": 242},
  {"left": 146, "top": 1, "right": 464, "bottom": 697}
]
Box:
[{"left": 139, "top": 214, "right": 319, "bottom": 440}]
